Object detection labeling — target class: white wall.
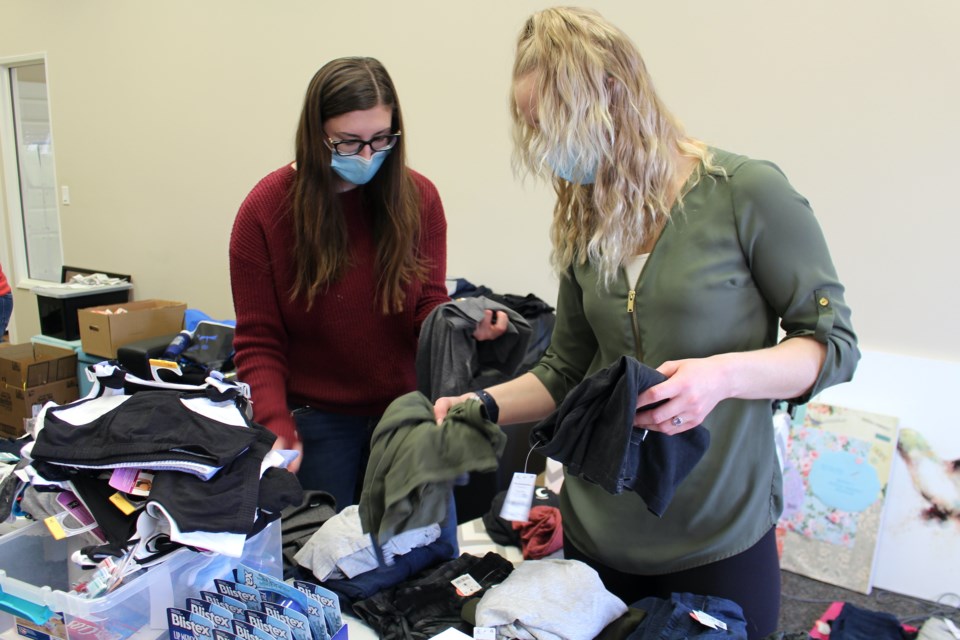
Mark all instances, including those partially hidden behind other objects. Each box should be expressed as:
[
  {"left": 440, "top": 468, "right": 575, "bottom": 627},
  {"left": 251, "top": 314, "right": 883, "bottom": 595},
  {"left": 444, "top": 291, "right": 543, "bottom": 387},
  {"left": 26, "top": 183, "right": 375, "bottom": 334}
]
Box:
[{"left": 0, "top": 0, "right": 957, "bottom": 365}]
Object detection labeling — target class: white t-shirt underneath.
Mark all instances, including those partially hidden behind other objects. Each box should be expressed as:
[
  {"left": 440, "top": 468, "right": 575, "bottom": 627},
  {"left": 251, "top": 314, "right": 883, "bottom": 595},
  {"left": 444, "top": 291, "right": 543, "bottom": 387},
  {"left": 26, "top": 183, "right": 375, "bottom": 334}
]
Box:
[{"left": 624, "top": 253, "right": 650, "bottom": 288}]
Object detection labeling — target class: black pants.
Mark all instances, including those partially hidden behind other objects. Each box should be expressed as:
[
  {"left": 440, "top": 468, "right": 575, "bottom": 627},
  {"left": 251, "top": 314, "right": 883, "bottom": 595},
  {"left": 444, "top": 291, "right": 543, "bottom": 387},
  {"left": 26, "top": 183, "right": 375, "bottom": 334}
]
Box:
[{"left": 564, "top": 527, "right": 781, "bottom": 640}]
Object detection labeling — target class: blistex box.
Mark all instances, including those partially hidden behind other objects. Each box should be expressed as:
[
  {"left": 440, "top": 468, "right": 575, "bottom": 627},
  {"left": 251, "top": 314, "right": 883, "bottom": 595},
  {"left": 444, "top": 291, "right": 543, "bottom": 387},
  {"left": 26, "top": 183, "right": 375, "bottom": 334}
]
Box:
[
  {"left": 167, "top": 607, "right": 215, "bottom": 640},
  {"left": 186, "top": 597, "right": 235, "bottom": 632}
]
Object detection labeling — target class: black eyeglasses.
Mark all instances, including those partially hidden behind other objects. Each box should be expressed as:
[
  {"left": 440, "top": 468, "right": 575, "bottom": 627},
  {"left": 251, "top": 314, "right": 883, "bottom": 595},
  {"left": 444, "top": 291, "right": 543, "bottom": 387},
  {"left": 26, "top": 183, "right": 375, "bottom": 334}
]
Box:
[{"left": 324, "top": 132, "right": 402, "bottom": 157}]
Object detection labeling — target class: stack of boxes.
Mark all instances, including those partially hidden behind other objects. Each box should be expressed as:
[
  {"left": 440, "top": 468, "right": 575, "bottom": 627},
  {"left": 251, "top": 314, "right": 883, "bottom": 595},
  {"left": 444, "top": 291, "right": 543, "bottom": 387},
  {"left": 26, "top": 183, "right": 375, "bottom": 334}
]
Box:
[
  {"left": 29, "top": 270, "right": 186, "bottom": 397},
  {"left": 0, "top": 265, "right": 189, "bottom": 429},
  {"left": 0, "top": 343, "right": 79, "bottom": 438}
]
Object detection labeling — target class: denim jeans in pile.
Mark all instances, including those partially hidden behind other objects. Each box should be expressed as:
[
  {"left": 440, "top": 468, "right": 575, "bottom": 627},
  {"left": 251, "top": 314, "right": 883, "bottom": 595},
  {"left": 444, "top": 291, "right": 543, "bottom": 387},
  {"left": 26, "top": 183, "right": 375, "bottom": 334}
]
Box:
[{"left": 628, "top": 592, "right": 748, "bottom": 639}]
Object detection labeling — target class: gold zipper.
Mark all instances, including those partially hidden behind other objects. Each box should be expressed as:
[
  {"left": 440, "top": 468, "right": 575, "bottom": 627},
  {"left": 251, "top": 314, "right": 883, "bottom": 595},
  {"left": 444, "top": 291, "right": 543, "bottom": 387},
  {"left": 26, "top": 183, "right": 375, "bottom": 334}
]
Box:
[{"left": 627, "top": 289, "right": 642, "bottom": 360}]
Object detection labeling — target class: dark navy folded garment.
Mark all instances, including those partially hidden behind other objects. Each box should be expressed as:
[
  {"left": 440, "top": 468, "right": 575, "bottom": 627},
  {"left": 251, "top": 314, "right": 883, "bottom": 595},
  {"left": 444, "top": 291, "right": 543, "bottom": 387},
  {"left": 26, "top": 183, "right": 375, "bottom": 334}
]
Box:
[
  {"left": 531, "top": 355, "right": 710, "bottom": 516},
  {"left": 829, "top": 602, "right": 913, "bottom": 640},
  {"left": 628, "top": 592, "right": 747, "bottom": 639},
  {"left": 322, "top": 539, "right": 455, "bottom": 610}
]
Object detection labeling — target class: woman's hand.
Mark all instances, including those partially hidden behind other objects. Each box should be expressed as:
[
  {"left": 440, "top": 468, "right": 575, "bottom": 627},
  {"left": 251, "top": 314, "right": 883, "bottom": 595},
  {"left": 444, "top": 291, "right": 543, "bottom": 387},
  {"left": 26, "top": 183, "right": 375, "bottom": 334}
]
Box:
[
  {"left": 472, "top": 309, "right": 510, "bottom": 341},
  {"left": 434, "top": 391, "right": 476, "bottom": 423},
  {"left": 633, "top": 338, "right": 826, "bottom": 434},
  {"left": 633, "top": 356, "right": 731, "bottom": 435},
  {"left": 273, "top": 434, "right": 304, "bottom": 474}
]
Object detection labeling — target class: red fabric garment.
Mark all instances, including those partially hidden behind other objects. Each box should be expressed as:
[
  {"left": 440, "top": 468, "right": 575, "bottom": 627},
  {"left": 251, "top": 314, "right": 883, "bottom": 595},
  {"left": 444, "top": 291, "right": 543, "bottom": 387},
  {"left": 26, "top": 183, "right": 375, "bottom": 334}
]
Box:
[
  {"left": 0, "top": 264, "right": 9, "bottom": 296},
  {"left": 512, "top": 505, "right": 564, "bottom": 560},
  {"left": 229, "top": 164, "right": 450, "bottom": 442}
]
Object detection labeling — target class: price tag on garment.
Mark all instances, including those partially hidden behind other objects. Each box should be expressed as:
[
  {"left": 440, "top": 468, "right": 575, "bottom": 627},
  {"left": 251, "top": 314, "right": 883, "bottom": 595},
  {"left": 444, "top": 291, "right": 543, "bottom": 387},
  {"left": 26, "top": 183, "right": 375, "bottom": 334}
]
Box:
[
  {"left": 690, "top": 610, "right": 727, "bottom": 631},
  {"left": 109, "top": 492, "right": 137, "bottom": 515},
  {"left": 498, "top": 472, "right": 537, "bottom": 522},
  {"left": 44, "top": 514, "right": 67, "bottom": 540},
  {"left": 473, "top": 627, "right": 496, "bottom": 640},
  {"left": 450, "top": 573, "right": 483, "bottom": 597},
  {"left": 109, "top": 468, "right": 153, "bottom": 496}
]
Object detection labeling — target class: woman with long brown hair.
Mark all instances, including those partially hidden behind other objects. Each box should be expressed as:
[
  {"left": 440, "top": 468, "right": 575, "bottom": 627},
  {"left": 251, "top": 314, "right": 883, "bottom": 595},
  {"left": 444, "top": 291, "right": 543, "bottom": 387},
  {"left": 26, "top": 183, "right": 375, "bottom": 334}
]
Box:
[{"left": 230, "top": 57, "right": 503, "bottom": 511}]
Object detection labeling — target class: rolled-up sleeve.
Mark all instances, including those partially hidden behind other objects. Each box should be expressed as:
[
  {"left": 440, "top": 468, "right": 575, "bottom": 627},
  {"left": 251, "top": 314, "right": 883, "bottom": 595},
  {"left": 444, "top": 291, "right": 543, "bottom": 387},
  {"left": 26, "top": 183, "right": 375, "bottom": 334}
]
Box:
[{"left": 731, "top": 160, "right": 860, "bottom": 402}]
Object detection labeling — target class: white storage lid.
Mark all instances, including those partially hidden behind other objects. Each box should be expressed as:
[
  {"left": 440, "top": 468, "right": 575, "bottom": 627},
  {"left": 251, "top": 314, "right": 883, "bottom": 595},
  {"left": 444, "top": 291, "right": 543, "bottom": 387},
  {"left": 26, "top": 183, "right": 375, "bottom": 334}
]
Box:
[{"left": 32, "top": 282, "right": 133, "bottom": 299}]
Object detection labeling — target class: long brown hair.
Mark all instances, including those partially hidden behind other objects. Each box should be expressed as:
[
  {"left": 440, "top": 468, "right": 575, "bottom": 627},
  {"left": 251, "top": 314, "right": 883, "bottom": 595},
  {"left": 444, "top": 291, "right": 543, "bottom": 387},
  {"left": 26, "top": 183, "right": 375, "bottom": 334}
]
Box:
[{"left": 291, "top": 56, "right": 424, "bottom": 313}]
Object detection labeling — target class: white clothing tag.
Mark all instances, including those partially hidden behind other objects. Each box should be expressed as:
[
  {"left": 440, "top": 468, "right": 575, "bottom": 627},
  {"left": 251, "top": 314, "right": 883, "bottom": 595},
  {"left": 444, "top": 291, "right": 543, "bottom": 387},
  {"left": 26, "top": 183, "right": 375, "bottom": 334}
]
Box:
[
  {"left": 450, "top": 573, "right": 482, "bottom": 597},
  {"left": 772, "top": 409, "right": 792, "bottom": 473},
  {"left": 945, "top": 619, "right": 960, "bottom": 640},
  {"left": 431, "top": 629, "right": 473, "bottom": 640},
  {"left": 499, "top": 472, "right": 537, "bottom": 522},
  {"left": 473, "top": 627, "right": 496, "bottom": 640},
  {"left": 690, "top": 610, "right": 728, "bottom": 631}
]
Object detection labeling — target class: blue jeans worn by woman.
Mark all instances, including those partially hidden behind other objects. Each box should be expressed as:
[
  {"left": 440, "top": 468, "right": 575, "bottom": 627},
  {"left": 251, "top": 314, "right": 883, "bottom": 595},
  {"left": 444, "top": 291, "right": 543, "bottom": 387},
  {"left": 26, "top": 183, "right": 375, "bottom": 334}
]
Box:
[
  {"left": 0, "top": 293, "right": 12, "bottom": 338},
  {"left": 292, "top": 407, "right": 379, "bottom": 511}
]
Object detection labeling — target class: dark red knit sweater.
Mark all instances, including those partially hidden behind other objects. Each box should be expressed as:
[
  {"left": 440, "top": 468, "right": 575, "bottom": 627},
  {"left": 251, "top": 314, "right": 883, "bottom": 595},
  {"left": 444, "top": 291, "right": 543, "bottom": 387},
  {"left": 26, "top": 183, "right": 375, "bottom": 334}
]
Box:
[{"left": 229, "top": 164, "right": 449, "bottom": 442}]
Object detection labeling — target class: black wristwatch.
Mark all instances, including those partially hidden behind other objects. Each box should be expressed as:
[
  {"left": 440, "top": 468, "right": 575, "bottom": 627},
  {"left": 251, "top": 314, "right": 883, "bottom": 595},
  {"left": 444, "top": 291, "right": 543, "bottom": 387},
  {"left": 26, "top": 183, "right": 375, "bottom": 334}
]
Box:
[{"left": 473, "top": 389, "right": 500, "bottom": 423}]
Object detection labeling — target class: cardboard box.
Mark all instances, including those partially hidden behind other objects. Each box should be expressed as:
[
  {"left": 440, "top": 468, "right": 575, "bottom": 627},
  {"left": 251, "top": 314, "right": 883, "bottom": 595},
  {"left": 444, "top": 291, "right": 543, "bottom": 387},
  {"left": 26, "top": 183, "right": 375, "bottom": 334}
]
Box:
[
  {"left": 0, "top": 378, "right": 80, "bottom": 439},
  {"left": 0, "top": 343, "right": 78, "bottom": 389},
  {"left": 78, "top": 300, "right": 186, "bottom": 359}
]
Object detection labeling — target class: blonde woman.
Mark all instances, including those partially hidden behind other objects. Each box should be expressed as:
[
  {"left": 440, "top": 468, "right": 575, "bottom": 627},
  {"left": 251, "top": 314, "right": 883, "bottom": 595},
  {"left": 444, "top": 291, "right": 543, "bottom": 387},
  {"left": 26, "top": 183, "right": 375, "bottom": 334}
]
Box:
[{"left": 434, "top": 7, "right": 859, "bottom": 637}]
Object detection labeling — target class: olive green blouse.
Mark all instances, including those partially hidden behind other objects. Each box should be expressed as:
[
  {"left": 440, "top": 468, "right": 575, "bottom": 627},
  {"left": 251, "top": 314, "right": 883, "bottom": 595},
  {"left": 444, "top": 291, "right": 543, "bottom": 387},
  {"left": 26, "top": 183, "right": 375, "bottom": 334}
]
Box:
[{"left": 530, "top": 148, "right": 860, "bottom": 574}]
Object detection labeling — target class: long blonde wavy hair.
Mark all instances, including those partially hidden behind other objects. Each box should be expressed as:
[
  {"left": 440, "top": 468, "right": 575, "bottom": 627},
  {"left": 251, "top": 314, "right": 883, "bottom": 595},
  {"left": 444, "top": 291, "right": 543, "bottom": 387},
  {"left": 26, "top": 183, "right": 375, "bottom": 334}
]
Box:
[{"left": 511, "top": 7, "right": 715, "bottom": 287}]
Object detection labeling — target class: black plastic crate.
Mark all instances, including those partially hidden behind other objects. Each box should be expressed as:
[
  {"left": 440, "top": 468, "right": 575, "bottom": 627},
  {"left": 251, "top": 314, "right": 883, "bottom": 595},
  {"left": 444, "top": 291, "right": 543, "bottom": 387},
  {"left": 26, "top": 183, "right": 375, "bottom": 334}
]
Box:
[{"left": 36, "top": 266, "right": 132, "bottom": 341}]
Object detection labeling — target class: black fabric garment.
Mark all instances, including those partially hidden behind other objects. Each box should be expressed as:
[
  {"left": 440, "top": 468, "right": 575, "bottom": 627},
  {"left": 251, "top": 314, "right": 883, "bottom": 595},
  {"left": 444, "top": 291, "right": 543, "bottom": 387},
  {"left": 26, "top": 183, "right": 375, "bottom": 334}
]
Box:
[
  {"left": 531, "top": 355, "right": 710, "bottom": 516},
  {"left": 278, "top": 490, "right": 337, "bottom": 580},
  {"left": 352, "top": 551, "right": 514, "bottom": 640},
  {"left": 257, "top": 467, "right": 305, "bottom": 515},
  {"left": 447, "top": 279, "right": 492, "bottom": 299},
  {"left": 31, "top": 390, "right": 259, "bottom": 469},
  {"left": 0, "top": 461, "right": 23, "bottom": 521},
  {"left": 69, "top": 472, "right": 142, "bottom": 547},
  {"left": 147, "top": 423, "right": 279, "bottom": 535},
  {"left": 0, "top": 437, "right": 26, "bottom": 456},
  {"left": 244, "top": 466, "right": 305, "bottom": 543},
  {"left": 481, "top": 486, "right": 560, "bottom": 547}
]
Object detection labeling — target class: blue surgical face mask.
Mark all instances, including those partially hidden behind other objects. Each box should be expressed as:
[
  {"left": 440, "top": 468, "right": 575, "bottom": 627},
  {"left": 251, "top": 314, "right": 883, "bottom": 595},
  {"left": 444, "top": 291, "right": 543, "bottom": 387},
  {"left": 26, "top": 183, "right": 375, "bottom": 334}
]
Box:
[
  {"left": 547, "top": 156, "right": 597, "bottom": 184},
  {"left": 331, "top": 149, "right": 390, "bottom": 185}
]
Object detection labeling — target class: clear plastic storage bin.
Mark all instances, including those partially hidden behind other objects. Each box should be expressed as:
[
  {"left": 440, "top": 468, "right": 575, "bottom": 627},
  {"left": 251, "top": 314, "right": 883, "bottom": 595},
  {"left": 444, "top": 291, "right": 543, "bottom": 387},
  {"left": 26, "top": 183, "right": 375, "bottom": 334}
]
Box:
[{"left": 0, "top": 518, "right": 281, "bottom": 640}]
